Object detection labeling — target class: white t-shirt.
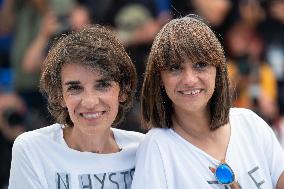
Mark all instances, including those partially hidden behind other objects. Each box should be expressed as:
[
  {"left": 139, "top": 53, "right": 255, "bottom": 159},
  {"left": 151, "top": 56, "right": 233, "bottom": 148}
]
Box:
[
  {"left": 132, "top": 108, "right": 284, "bottom": 189},
  {"left": 9, "top": 124, "right": 144, "bottom": 189}
]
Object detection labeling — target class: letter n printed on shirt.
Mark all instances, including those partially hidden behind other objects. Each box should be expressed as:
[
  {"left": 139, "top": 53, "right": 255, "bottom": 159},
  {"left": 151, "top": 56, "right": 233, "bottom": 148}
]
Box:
[{"left": 56, "top": 172, "right": 71, "bottom": 189}]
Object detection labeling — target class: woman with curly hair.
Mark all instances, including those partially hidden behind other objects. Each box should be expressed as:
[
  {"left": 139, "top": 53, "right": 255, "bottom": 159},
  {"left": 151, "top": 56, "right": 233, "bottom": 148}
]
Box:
[{"left": 9, "top": 25, "right": 144, "bottom": 189}]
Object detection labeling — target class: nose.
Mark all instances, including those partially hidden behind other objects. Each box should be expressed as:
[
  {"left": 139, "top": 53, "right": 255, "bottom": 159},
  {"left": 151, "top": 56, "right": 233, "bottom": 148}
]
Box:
[
  {"left": 181, "top": 66, "right": 198, "bottom": 85},
  {"left": 81, "top": 90, "right": 99, "bottom": 109}
]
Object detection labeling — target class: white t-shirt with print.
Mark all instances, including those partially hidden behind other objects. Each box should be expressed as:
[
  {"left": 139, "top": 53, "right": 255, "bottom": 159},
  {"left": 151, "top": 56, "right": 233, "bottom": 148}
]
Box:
[
  {"left": 9, "top": 124, "right": 144, "bottom": 189},
  {"left": 132, "top": 108, "right": 284, "bottom": 189}
]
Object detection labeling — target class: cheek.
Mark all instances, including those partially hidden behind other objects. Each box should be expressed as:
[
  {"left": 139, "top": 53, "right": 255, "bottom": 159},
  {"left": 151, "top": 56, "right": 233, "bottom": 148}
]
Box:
[
  {"left": 106, "top": 91, "right": 121, "bottom": 107},
  {"left": 161, "top": 74, "right": 175, "bottom": 90},
  {"left": 207, "top": 73, "right": 217, "bottom": 94},
  {"left": 63, "top": 96, "right": 80, "bottom": 113},
  {"left": 162, "top": 77, "right": 180, "bottom": 100},
  {"left": 208, "top": 69, "right": 217, "bottom": 84},
  {"left": 65, "top": 101, "right": 75, "bottom": 117},
  {"left": 211, "top": 76, "right": 216, "bottom": 88},
  {"left": 162, "top": 80, "right": 173, "bottom": 95}
]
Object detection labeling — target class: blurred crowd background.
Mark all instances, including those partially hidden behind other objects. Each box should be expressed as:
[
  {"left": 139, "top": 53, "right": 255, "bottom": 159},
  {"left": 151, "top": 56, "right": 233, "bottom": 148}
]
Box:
[{"left": 1, "top": 0, "right": 284, "bottom": 187}]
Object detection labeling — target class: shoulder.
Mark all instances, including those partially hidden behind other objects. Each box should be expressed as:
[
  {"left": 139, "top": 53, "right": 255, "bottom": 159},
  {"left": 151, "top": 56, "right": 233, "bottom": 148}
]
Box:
[
  {"left": 138, "top": 128, "right": 172, "bottom": 150},
  {"left": 13, "top": 123, "right": 62, "bottom": 149},
  {"left": 145, "top": 128, "right": 171, "bottom": 140},
  {"left": 229, "top": 107, "right": 265, "bottom": 125},
  {"left": 112, "top": 128, "right": 145, "bottom": 149},
  {"left": 229, "top": 107, "right": 273, "bottom": 137},
  {"left": 230, "top": 107, "right": 268, "bottom": 123},
  {"left": 113, "top": 128, "right": 145, "bottom": 141},
  {"left": 229, "top": 107, "right": 256, "bottom": 117},
  {"left": 134, "top": 128, "right": 173, "bottom": 167}
]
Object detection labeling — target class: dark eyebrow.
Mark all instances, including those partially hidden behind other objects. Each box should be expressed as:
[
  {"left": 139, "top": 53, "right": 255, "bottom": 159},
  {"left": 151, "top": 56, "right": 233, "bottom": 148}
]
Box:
[
  {"left": 96, "top": 76, "right": 113, "bottom": 82},
  {"left": 96, "top": 79, "right": 108, "bottom": 83},
  {"left": 64, "top": 81, "right": 80, "bottom": 85},
  {"left": 63, "top": 77, "right": 113, "bottom": 86}
]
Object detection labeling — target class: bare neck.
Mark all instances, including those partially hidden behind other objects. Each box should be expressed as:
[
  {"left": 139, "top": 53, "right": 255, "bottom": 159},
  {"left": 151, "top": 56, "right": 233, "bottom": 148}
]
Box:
[
  {"left": 172, "top": 108, "right": 212, "bottom": 138},
  {"left": 63, "top": 127, "right": 120, "bottom": 154},
  {"left": 172, "top": 110, "right": 230, "bottom": 160}
]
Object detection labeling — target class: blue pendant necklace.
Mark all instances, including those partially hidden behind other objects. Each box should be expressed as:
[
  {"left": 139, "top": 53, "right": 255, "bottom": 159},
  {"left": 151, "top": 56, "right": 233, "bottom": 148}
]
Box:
[{"left": 209, "top": 159, "right": 241, "bottom": 189}]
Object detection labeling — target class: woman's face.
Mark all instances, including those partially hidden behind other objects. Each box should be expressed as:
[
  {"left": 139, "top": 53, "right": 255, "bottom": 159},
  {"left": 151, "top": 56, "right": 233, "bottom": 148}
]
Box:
[
  {"left": 160, "top": 60, "right": 216, "bottom": 115},
  {"left": 61, "top": 63, "right": 122, "bottom": 134}
]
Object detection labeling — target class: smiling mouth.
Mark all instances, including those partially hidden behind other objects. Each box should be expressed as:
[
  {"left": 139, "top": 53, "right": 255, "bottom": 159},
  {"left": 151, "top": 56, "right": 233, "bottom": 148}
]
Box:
[
  {"left": 81, "top": 112, "right": 105, "bottom": 119},
  {"left": 178, "top": 89, "right": 201, "bottom": 95}
]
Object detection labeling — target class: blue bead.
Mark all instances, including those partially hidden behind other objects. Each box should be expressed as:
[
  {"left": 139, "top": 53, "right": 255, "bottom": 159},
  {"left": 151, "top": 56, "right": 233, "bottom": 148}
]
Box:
[{"left": 215, "top": 163, "right": 234, "bottom": 184}]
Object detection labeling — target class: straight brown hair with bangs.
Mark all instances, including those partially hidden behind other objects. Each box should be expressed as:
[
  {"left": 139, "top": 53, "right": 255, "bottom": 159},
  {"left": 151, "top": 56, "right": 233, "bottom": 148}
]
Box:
[{"left": 141, "top": 15, "right": 231, "bottom": 130}]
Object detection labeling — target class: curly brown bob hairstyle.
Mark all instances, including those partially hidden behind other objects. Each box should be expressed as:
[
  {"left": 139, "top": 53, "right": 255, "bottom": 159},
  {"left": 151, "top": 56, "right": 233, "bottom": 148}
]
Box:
[
  {"left": 141, "top": 15, "right": 231, "bottom": 130},
  {"left": 40, "top": 25, "right": 137, "bottom": 127}
]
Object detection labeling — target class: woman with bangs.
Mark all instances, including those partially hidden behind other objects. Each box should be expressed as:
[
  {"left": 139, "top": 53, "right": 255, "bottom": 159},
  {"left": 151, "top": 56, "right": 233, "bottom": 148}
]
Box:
[
  {"left": 131, "top": 15, "right": 284, "bottom": 189},
  {"left": 8, "top": 25, "right": 144, "bottom": 189}
]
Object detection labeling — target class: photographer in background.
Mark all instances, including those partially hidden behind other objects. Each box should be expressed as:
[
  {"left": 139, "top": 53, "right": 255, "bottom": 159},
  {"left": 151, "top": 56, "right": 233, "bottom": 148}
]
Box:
[
  {"left": 0, "top": 92, "right": 26, "bottom": 188},
  {"left": 0, "top": 0, "right": 75, "bottom": 129},
  {"left": 22, "top": 4, "right": 91, "bottom": 75},
  {"left": 0, "top": 91, "right": 48, "bottom": 188}
]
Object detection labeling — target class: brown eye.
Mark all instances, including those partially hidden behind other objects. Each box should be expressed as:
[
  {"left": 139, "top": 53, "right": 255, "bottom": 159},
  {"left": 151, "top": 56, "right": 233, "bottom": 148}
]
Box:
[
  {"left": 169, "top": 65, "right": 182, "bottom": 72},
  {"left": 66, "top": 85, "right": 83, "bottom": 95},
  {"left": 194, "top": 62, "right": 208, "bottom": 70},
  {"left": 67, "top": 85, "right": 82, "bottom": 91},
  {"left": 96, "top": 80, "right": 112, "bottom": 90}
]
